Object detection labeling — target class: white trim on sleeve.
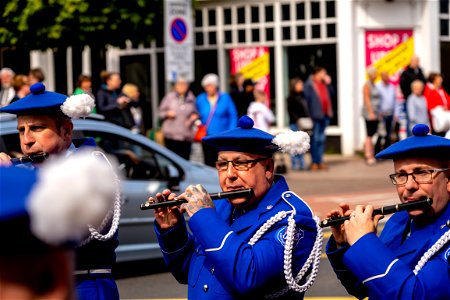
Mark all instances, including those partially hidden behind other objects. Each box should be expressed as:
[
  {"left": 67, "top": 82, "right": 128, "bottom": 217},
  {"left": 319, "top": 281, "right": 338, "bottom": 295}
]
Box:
[
  {"left": 204, "top": 231, "right": 233, "bottom": 252},
  {"left": 362, "top": 258, "right": 399, "bottom": 284}
]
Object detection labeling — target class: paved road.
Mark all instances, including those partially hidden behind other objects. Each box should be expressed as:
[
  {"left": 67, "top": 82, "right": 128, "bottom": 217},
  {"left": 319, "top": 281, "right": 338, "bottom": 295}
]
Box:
[{"left": 115, "top": 155, "right": 398, "bottom": 299}]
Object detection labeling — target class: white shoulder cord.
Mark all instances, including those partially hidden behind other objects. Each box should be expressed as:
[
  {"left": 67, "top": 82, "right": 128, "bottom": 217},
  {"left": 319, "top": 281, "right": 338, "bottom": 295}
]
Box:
[
  {"left": 247, "top": 194, "right": 323, "bottom": 298},
  {"left": 78, "top": 151, "right": 122, "bottom": 246},
  {"left": 413, "top": 226, "right": 450, "bottom": 275}
]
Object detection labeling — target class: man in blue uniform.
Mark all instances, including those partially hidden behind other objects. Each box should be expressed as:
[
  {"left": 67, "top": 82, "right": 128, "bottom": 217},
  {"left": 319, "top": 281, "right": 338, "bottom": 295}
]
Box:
[
  {"left": 326, "top": 124, "right": 450, "bottom": 299},
  {"left": 0, "top": 83, "right": 120, "bottom": 300},
  {"left": 147, "top": 116, "right": 322, "bottom": 299},
  {"left": 0, "top": 153, "right": 117, "bottom": 299}
]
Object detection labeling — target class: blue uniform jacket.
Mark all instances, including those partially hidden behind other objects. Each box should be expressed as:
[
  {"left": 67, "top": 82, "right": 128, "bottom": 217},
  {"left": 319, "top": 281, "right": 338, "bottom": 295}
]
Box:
[
  {"left": 196, "top": 92, "right": 238, "bottom": 135},
  {"left": 326, "top": 204, "right": 450, "bottom": 300},
  {"left": 72, "top": 138, "right": 120, "bottom": 300},
  {"left": 155, "top": 176, "right": 318, "bottom": 299}
]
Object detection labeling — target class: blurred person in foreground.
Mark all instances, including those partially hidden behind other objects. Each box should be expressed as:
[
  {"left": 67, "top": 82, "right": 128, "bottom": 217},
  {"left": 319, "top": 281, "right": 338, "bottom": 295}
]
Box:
[
  {"left": 146, "top": 116, "right": 322, "bottom": 299},
  {"left": 0, "top": 152, "right": 117, "bottom": 300},
  {"left": 159, "top": 76, "right": 198, "bottom": 159},
  {"left": 362, "top": 67, "right": 380, "bottom": 165},
  {"left": 303, "top": 67, "right": 334, "bottom": 171},
  {"left": 0, "top": 67, "right": 15, "bottom": 107},
  {"left": 10, "top": 74, "right": 30, "bottom": 103},
  {"left": 0, "top": 83, "right": 121, "bottom": 300},
  {"left": 196, "top": 73, "right": 238, "bottom": 167},
  {"left": 326, "top": 123, "right": 450, "bottom": 299}
]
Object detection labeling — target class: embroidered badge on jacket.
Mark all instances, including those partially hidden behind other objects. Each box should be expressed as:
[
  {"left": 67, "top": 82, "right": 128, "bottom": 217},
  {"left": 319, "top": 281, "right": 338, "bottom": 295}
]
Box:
[{"left": 276, "top": 226, "right": 304, "bottom": 247}]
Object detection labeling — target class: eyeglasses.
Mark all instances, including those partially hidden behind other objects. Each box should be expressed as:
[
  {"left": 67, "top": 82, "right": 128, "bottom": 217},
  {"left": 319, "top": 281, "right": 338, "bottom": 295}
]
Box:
[
  {"left": 215, "top": 158, "right": 268, "bottom": 171},
  {"left": 389, "top": 168, "right": 449, "bottom": 185}
]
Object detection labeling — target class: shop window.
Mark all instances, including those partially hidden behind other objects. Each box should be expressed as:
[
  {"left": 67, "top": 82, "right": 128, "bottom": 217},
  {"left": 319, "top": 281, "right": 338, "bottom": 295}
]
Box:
[
  {"left": 195, "top": 32, "right": 204, "bottom": 46},
  {"left": 282, "top": 4, "right": 290, "bottom": 21},
  {"left": 195, "top": 10, "right": 203, "bottom": 27},
  {"left": 237, "top": 6, "right": 245, "bottom": 24},
  {"left": 441, "top": 19, "right": 449, "bottom": 37},
  {"left": 224, "top": 8, "right": 232, "bottom": 25},
  {"left": 283, "top": 27, "right": 291, "bottom": 40},
  {"left": 312, "top": 24, "right": 321, "bottom": 39},
  {"left": 265, "top": 5, "right": 274, "bottom": 22},
  {"left": 311, "top": 1, "right": 321, "bottom": 19},
  {"left": 266, "top": 28, "right": 274, "bottom": 41},
  {"left": 251, "top": 6, "right": 259, "bottom": 23},
  {"left": 296, "top": 2, "right": 305, "bottom": 20},
  {"left": 327, "top": 24, "right": 336, "bottom": 38},
  {"left": 440, "top": 0, "right": 449, "bottom": 14},
  {"left": 326, "top": 1, "right": 336, "bottom": 18},
  {"left": 208, "top": 32, "right": 216, "bottom": 45},
  {"left": 252, "top": 29, "right": 260, "bottom": 42},
  {"left": 225, "top": 30, "right": 232, "bottom": 43},
  {"left": 208, "top": 9, "right": 216, "bottom": 26},
  {"left": 238, "top": 29, "right": 246, "bottom": 43},
  {"left": 297, "top": 26, "right": 306, "bottom": 40}
]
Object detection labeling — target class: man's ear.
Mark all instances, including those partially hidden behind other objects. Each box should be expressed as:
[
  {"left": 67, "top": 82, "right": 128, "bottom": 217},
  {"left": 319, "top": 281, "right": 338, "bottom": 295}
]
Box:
[{"left": 61, "top": 120, "right": 74, "bottom": 139}]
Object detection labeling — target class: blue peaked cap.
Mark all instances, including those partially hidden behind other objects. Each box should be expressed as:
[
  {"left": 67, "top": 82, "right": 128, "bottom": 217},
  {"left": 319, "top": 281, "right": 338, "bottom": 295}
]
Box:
[
  {"left": 375, "top": 124, "right": 450, "bottom": 160},
  {"left": 0, "top": 167, "right": 37, "bottom": 222},
  {"left": 0, "top": 166, "right": 49, "bottom": 255},
  {"left": 202, "top": 116, "right": 278, "bottom": 155},
  {"left": 0, "top": 82, "right": 68, "bottom": 115}
]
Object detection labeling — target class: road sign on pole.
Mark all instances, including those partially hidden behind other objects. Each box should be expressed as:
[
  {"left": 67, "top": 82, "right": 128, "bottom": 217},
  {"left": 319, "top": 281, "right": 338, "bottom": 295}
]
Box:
[{"left": 164, "top": 0, "right": 194, "bottom": 83}]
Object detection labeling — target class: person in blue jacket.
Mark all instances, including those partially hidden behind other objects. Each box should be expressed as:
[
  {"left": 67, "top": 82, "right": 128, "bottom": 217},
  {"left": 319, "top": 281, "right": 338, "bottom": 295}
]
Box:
[
  {"left": 196, "top": 73, "right": 238, "bottom": 167},
  {"left": 147, "top": 115, "right": 323, "bottom": 299},
  {"left": 0, "top": 83, "right": 121, "bottom": 300},
  {"left": 326, "top": 123, "right": 450, "bottom": 300}
]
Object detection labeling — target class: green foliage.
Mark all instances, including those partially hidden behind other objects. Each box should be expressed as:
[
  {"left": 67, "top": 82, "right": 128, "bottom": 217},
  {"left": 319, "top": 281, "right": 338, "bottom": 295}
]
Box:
[{"left": 0, "top": 0, "right": 164, "bottom": 50}]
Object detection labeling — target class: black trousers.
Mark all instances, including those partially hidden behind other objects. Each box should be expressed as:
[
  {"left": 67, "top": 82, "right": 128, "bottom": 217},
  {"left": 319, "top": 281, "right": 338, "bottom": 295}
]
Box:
[{"left": 164, "top": 138, "right": 192, "bottom": 160}]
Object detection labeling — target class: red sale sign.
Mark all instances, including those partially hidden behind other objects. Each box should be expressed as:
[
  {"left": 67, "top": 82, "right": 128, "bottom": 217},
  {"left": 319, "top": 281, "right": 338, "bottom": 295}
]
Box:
[{"left": 230, "top": 47, "right": 270, "bottom": 106}]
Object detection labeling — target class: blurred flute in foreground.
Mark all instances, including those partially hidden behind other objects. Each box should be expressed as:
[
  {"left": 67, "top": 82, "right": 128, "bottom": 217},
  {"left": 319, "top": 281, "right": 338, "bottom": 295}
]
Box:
[
  {"left": 140, "top": 188, "right": 253, "bottom": 210},
  {"left": 320, "top": 198, "right": 433, "bottom": 228},
  {"left": 11, "top": 153, "right": 49, "bottom": 165}
]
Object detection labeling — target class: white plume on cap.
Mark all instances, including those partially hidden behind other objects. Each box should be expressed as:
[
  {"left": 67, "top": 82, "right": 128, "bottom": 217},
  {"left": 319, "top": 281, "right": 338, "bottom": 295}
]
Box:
[
  {"left": 272, "top": 130, "right": 310, "bottom": 155},
  {"left": 27, "top": 150, "right": 118, "bottom": 246},
  {"left": 60, "top": 93, "right": 95, "bottom": 119}
]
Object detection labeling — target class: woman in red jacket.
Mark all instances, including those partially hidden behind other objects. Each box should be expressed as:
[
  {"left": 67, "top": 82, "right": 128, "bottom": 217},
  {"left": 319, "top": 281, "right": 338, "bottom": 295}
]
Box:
[{"left": 423, "top": 72, "right": 450, "bottom": 134}]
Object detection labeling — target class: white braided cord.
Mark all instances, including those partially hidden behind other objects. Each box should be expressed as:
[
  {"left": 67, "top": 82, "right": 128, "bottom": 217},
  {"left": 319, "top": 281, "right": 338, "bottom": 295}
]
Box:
[
  {"left": 413, "top": 227, "right": 450, "bottom": 275},
  {"left": 265, "top": 215, "right": 323, "bottom": 298},
  {"left": 248, "top": 211, "right": 288, "bottom": 246},
  {"left": 247, "top": 206, "right": 323, "bottom": 298},
  {"left": 78, "top": 151, "right": 122, "bottom": 246}
]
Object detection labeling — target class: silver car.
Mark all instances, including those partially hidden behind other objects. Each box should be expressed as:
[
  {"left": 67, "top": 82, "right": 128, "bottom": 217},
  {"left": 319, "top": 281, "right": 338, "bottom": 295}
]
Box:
[{"left": 0, "top": 114, "right": 220, "bottom": 262}]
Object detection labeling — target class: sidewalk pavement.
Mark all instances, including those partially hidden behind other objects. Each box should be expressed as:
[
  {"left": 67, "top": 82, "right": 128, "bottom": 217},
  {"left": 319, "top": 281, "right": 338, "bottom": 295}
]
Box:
[{"left": 283, "top": 154, "right": 399, "bottom": 219}]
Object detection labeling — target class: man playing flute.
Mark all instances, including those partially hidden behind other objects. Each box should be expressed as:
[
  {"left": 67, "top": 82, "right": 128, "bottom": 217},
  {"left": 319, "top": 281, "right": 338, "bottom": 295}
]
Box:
[
  {"left": 0, "top": 83, "right": 120, "bottom": 300},
  {"left": 326, "top": 124, "right": 450, "bottom": 299},
  {"left": 147, "top": 116, "right": 322, "bottom": 299}
]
